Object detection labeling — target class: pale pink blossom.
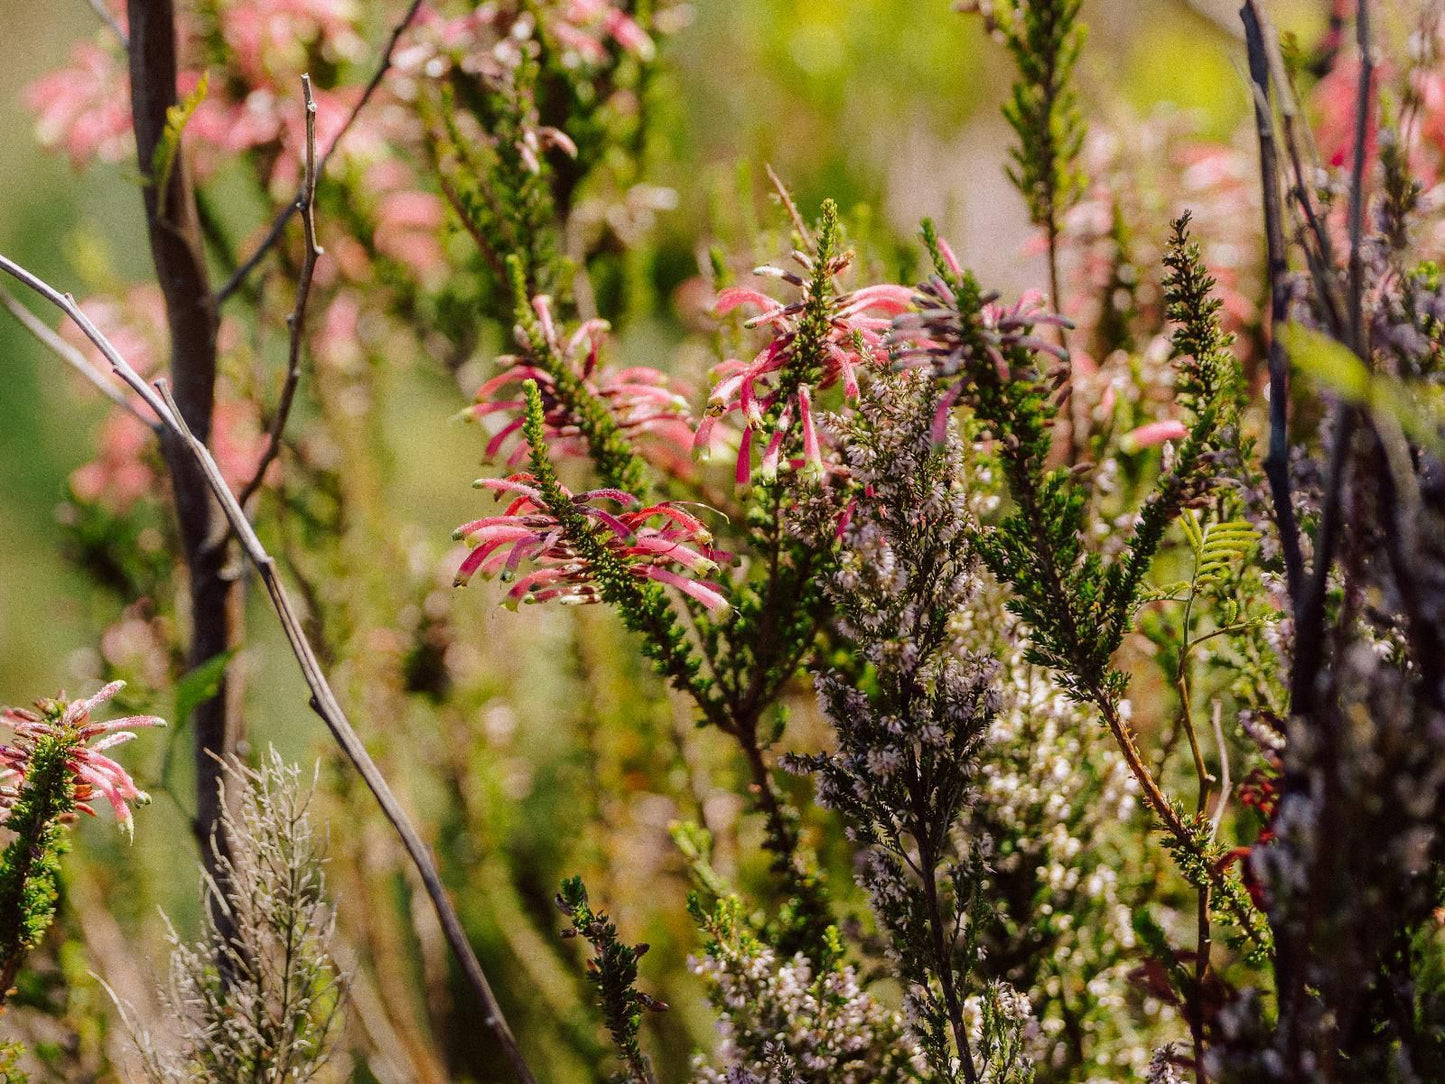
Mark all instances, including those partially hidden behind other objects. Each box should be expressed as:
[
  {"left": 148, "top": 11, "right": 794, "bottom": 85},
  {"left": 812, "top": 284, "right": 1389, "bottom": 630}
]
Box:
[
  {"left": 0, "top": 681, "right": 163, "bottom": 836},
  {"left": 552, "top": 1, "right": 656, "bottom": 65},
  {"left": 374, "top": 190, "right": 448, "bottom": 281},
  {"left": 71, "top": 414, "right": 157, "bottom": 510},
  {"left": 25, "top": 42, "right": 133, "bottom": 168},
  {"left": 222, "top": 0, "right": 364, "bottom": 86},
  {"left": 1120, "top": 419, "right": 1189, "bottom": 452}
]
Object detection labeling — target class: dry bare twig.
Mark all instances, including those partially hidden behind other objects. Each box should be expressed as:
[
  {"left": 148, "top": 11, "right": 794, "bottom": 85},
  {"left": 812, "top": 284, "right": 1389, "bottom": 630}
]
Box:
[{"left": 235, "top": 75, "right": 323, "bottom": 510}]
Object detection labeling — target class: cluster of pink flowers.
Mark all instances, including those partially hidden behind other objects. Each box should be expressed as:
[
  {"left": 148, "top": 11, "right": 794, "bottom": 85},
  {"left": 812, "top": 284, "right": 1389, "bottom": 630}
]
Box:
[
  {"left": 550, "top": 0, "right": 656, "bottom": 65},
  {"left": 26, "top": 0, "right": 682, "bottom": 526},
  {"left": 26, "top": 1, "right": 374, "bottom": 190},
  {"left": 453, "top": 474, "right": 727, "bottom": 611},
  {"left": 896, "top": 242, "right": 1070, "bottom": 440},
  {"left": 464, "top": 295, "right": 696, "bottom": 473},
  {"left": 699, "top": 256, "right": 913, "bottom": 484},
  {"left": 0, "top": 681, "right": 162, "bottom": 835}
]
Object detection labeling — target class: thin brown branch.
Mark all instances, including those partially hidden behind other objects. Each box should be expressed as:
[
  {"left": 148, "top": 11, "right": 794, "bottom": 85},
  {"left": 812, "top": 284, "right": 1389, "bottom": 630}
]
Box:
[
  {"left": 0, "top": 285, "right": 156, "bottom": 429},
  {"left": 218, "top": 0, "right": 426, "bottom": 303},
  {"left": 236, "top": 76, "right": 323, "bottom": 511},
  {"left": 0, "top": 252, "right": 539, "bottom": 1084},
  {"left": 764, "top": 163, "right": 810, "bottom": 245}
]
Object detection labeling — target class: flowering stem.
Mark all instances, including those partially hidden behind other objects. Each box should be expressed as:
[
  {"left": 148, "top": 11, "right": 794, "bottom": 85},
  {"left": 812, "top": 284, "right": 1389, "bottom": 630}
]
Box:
[{"left": 509, "top": 257, "right": 651, "bottom": 495}]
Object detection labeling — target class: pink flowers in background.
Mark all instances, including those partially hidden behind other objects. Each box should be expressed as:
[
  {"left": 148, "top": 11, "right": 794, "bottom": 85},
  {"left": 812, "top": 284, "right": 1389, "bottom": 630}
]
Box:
[
  {"left": 453, "top": 474, "right": 727, "bottom": 611},
  {"left": 25, "top": 0, "right": 372, "bottom": 184},
  {"left": 551, "top": 0, "right": 656, "bottom": 65},
  {"left": 222, "top": 0, "right": 365, "bottom": 86},
  {"left": 699, "top": 258, "right": 912, "bottom": 484},
  {"left": 0, "top": 681, "right": 163, "bottom": 836},
  {"left": 71, "top": 415, "right": 157, "bottom": 510},
  {"left": 465, "top": 295, "right": 696, "bottom": 473},
  {"left": 1313, "top": 44, "right": 1445, "bottom": 188},
  {"left": 25, "top": 43, "right": 133, "bottom": 167},
  {"left": 1119, "top": 418, "right": 1189, "bottom": 453},
  {"left": 53, "top": 287, "right": 273, "bottom": 510}
]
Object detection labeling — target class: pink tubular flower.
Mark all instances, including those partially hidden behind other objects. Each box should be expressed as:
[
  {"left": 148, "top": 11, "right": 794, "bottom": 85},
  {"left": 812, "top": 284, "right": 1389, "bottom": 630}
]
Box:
[
  {"left": 1120, "top": 419, "right": 1189, "bottom": 452},
  {"left": 453, "top": 474, "right": 728, "bottom": 612},
  {"left": 464, "top": 295, "right": 696, "bottom": 471},
  {"left": 551, "top": 0, "right": 656, "bottom": 65},
  {"left": 895, "top": 269, "right": 1071, "bottom": 440},
  {"left": 0, "top": 681, "right": 163, "bottom": 837},
  {"left": 699, "top": 254, "right": 914, "bottom": 484}
]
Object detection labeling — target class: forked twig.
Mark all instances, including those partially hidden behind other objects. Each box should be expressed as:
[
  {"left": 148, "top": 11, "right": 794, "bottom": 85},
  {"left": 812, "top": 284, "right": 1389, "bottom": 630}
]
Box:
[
  {"left": 236, "top": 76, "right": 323, "bottom": 510},
  {"left": 217, "top": 0, "right": 427, "bottom": 303},
  {"left": 0, "top": 252, "right": 539, "bottom": 1084}
]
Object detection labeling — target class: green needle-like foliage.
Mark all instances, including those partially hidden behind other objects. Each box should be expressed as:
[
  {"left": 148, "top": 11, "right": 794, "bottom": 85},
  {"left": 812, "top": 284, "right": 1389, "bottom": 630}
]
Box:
[
  {"left": 978, "top": 0, "right": 1088, "bottom": 240},
  {"left": 0, "top": 729, "right": 75, "bottom": 1006},
  {"left": 521, "top": 380, "right": 714, "bottom": 707},
  {"left": 907, "top": 216, "right": 1270, "bottom": 954},
  {"left": 557, "top": 876, "right": 664, "bottom": 1084}
]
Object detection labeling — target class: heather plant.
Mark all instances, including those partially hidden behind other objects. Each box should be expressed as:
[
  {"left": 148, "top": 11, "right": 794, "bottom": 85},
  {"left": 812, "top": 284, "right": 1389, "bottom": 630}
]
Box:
[
  {"left": 2, "top": 1, "right": 1445, "bottom": 1082},
  {"left": 0, "top": 683, "right": 159, "bottom": 1011},
  {"left": 119, "top": 751, "right": 344, "bottom": 1084}
]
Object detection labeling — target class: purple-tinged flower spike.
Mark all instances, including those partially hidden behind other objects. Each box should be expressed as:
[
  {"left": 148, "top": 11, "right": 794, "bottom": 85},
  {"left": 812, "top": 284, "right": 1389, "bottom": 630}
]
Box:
[
  {"left": 463, "top": 294, "right": 697, "bottom": 480},
  {"left": 454, "top": 473, "right": 729, "bottom": 612},
  {"left": 0, "top": 681, "right": 164, "bottom": 837},
  {"left": 895, "top": 272, "right": 1073, "bottom": 441},
  {"left": 697, "top": 202, "right": 914, "bottom": 484}
]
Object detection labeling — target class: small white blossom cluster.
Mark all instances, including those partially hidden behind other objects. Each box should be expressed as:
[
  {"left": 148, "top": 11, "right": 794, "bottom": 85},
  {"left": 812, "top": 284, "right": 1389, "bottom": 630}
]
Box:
[
  {"left": 950, "top": 554, "right": 1177, "bottom": 1075},
  {"left": 688, "top": 901, "right": 920, "bottom": 1084},
  {"left": 1144, "top": 1044, "right": 1187, "bottom": 1084}
]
